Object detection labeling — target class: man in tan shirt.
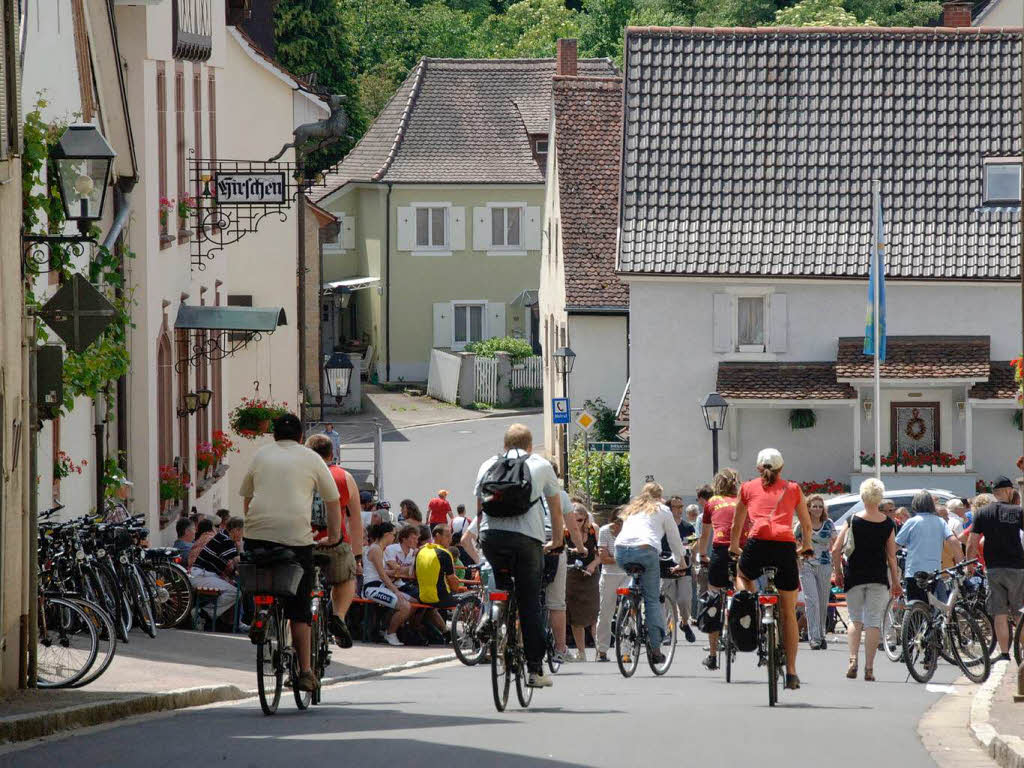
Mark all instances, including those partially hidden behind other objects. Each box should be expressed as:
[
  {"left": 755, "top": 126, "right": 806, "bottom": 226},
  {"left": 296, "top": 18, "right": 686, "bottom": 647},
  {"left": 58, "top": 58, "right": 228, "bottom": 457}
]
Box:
[{"left": 240, "top": 413, "right": 341, "bottom": 693}]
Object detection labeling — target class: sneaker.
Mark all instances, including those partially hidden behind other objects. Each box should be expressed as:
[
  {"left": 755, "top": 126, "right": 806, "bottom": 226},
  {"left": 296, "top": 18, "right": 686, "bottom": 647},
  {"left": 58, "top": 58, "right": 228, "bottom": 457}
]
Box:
[
  {"left": 597, "top": 651, "right": 609, "bottom": 662},
  {"left": 820, "top": 638, "right": 828, "bottom": 650},
  {"left": 702, "top": 654, "right": 718, "bottom": 671},
  {"left": 551, "top": 650, "right": 566, "bottom": 665},
  {"left": 997, "top": 652, "right": 1011, "bottom": 662},
  {"left": 329, "top": 615, "right": 353, "bottom": 649},
  {"left": 682, "top": 624, "right": 696, "bottom": 644},
  {"left": 527, "top": 671, "right": 553, "bottom": 688},
  {"left": 384, "top": 632, "right": 403, "bottom": 646},
  {"left": 649, "top": 648, "right": 666, "bottom": 665},
  {"left": 296, "top": 670, "right": 318, "bottom": 693},
  {"left": 563, "top": 650, "right": 584, "bottom": 662}
]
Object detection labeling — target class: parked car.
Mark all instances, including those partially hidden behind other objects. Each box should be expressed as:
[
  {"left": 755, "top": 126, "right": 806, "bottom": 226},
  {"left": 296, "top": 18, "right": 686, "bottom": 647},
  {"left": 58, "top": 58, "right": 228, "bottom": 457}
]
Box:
[{"left": 825, "top": 488, "right": 959, "bottom": 529}]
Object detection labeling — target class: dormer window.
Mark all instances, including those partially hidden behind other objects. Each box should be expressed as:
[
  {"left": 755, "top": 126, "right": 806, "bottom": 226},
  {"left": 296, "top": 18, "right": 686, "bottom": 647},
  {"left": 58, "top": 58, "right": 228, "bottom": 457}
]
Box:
[
  {"left": 535, "top": 138, "right": 548, "bottom": 155},
  {"left": 983, "top": 159, "right": 1021, "bottom": 205}
]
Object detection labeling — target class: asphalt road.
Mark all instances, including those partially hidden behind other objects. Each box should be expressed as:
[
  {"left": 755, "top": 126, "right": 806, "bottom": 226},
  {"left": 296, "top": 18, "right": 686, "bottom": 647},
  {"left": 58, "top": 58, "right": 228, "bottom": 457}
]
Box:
[{"left": 3, "top": 642, "right": 968, "bottom": 768}]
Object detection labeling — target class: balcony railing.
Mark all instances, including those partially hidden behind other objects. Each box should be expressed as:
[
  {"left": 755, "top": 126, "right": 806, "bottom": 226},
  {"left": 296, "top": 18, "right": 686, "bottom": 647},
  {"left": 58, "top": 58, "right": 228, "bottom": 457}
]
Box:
[{"left": 172, "top": 0, "right": 212, "bottom": 62}]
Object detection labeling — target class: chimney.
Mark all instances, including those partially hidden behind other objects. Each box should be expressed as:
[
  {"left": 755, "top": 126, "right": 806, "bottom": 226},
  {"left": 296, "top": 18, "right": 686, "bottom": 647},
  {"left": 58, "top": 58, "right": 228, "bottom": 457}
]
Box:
[
  {"left": 556, "top": 38, "right": 578, "bottom": 77},
  {"left": 942, "top": 0, "right": 973, "bottom": 27}
]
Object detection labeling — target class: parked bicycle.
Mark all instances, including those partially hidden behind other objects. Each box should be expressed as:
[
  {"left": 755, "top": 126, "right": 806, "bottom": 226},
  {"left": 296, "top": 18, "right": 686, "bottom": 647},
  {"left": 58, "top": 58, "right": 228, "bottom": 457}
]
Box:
[{"left": 613, "top": 563, "right": 677, "bottom": 678}]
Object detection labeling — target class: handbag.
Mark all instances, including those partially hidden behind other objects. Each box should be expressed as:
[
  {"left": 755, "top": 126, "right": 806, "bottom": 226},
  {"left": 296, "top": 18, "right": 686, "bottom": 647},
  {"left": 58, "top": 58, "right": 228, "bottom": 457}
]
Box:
[{"left": 842, "top": 516, "right": 856, "bottom": 559}]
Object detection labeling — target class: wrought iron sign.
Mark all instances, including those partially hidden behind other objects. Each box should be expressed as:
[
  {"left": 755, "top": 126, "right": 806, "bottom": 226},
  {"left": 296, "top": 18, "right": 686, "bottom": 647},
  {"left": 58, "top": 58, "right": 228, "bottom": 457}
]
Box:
[
  {"left": 174, "top": 329, "right": 271, "bottom": 372},
  {"left": 189, "top": 157, "right": 300, "bottom": 270}
]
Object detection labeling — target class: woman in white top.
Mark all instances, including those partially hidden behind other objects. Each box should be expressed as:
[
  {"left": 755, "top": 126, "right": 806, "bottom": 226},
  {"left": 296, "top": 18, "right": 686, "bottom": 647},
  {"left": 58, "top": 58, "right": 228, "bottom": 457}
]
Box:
[
  {"left": 614, "top": 482, "right": 686, "bottom": 662},
  {"left": 362, "top": 522, "right": 412, "bottom": 646}
]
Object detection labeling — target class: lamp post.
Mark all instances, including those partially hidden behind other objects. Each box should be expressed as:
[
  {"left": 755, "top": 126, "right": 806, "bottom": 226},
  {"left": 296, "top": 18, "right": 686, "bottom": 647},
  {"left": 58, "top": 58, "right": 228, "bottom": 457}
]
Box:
[
  {"left": 552, "top": 346, "right": 576, "bottom": 488},
  {"left": 699, "top": 392, "right": 729, "bottom": 475},
  {"left": 324, "top": 352, "right": 354, "bottom": 406}
]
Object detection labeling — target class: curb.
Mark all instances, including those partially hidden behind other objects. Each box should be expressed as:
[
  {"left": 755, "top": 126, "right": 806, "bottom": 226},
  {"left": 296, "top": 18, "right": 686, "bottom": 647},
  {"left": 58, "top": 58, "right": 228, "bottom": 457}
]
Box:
[
  {"left": 0, "top": 653, "right": 455, "bottom": 745},
  {"left": 968, "top": 661, "right": 1024, "bottom": 768}
]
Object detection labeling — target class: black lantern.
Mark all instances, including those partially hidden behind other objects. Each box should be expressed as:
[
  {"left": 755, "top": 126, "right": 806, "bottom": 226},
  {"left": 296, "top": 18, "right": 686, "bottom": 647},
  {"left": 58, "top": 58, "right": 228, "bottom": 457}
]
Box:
[
  {"left": 552, "top": 346, "right": 576, "bottom": 376},
  {"left": 324, "top": 352, "right": 354, "bottom": 404},
  {"left": 178, "top": 391, "right": 200, "bottom": 417},
  {"left": 196, "top": 388, "right": 213, "bottom": 409},
  {"left": 50, "top": 125, "right": 116, "bottom": 228},
  {"left": 699, "top": 392, "right": 729, "bottom": 474}
]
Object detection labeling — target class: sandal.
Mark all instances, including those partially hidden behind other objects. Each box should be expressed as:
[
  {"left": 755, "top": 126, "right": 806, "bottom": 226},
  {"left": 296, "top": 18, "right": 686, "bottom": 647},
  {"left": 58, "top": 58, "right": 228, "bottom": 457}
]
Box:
[
  {"left": 846, "top": 658, "right": 858, "bottom": 679},
  {"left": 864, "top": 668, "right": 875, "bottom": 682}
]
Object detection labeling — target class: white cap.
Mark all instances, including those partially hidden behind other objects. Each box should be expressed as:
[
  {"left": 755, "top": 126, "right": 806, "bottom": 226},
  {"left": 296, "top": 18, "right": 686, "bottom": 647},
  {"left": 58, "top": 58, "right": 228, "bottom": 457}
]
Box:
[{"left": 756, "top": 448, "right": 784, "bottom": 470}]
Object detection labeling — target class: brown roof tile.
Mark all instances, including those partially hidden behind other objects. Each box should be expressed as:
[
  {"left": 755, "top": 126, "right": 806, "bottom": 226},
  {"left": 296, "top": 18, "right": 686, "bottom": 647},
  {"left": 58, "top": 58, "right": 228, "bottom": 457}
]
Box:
[
  {"left": 553, "top": 77, "right": 628, "bottom": 310},
  {"left": 970, "top": 361, "right": 1019, "bottom": 399},
  {"left": 717, "top": 363, "right": 856, "bottom": 400},
  {"left": 835, "top": 336, "right": 990, "bottom": 379}
]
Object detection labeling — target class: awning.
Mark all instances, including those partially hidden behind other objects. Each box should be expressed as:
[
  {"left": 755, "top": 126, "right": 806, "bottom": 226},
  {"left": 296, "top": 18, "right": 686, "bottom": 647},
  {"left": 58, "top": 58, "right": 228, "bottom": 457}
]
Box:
[
  {"left": 174, "top": 304, "right": 287, "bottom": 332},
  {"left": 323, "top": 276, "right": 380, "bottom": 294},
  {"left": 511, "top": 289, "right": 538, "bottom": 308},
  {"left": 717, "top": 362, "right": 856, "bottom": 401}
]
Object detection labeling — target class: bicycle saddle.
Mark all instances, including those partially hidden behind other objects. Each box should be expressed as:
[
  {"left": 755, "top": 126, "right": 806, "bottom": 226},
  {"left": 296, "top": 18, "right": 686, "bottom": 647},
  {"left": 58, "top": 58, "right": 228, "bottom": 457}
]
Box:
[{"left": 624, "top": 564, "right": 646, "bottom": 575}]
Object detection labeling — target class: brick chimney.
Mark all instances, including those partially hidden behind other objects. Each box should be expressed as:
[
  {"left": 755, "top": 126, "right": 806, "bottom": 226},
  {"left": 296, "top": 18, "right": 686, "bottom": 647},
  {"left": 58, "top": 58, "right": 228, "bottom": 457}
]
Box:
[
  {"left": 942, "top": 0, "right": 973, "bottom": 27},
  {"left": 556, "top": 38, "right": 578, "bottom": 77}
]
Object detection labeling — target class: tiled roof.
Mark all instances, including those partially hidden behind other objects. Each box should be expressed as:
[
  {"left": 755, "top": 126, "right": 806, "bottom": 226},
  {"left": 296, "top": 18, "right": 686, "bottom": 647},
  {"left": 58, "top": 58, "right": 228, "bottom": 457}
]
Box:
[
  {"left": 318, "top": 57, "right": 617, "bottom": 197},
  {"left": 616, "top": 382, "right": 630, "bottom": 423},
  {"left": 835, "top": 335, "right": 991, "bottom": 379},
  {"left": 553, "top": 77, "right": 629, "bottom": 310},
  {"left": 970, "top": 361, "right": 1019, "bottom": 398},
  {"left": 617, "top": 26, "right": 1022, "bottom": 280},
  {"left": 717, "top": 363, "right": 856, "bottom": 400}
]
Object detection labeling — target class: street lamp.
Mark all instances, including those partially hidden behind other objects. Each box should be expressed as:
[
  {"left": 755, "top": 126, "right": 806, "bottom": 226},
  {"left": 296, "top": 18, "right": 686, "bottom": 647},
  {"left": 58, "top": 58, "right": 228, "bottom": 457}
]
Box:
[
  {"left": 178, "top": 391, "right": 200, "bottom": 418},
  {"left": 50, "top": 124, "right": 116, "bottom": 232},
  {"left": 552, "top": 346, "right": 576, "bottom": 488},
  {"left": 324, "top": 352, "right": 354, "bottom": 405},
  {"left": 195, "top": 387, "right": 213, "bottom": 409},
  {"left": 699, "top": 392, "right": 729, "bottom": 474}
]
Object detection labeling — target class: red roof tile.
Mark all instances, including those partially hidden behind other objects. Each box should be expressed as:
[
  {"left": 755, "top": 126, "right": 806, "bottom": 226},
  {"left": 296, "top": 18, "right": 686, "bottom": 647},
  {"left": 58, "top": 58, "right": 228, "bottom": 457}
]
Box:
[
  {"left": 970, "top": 361, "right": 1019, "bottom": 399},
  {"left": 717, "top": 363, "right": 856, "bottom": 400},
  {"left": 835, "top": 336, "right": 990, "bottom": 379}
]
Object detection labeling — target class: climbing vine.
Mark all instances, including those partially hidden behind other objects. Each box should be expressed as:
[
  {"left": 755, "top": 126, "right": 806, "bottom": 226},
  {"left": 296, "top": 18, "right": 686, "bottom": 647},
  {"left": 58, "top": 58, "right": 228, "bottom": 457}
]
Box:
[{"left": 22, "top": 98, "right": 135, "bottom": 417}]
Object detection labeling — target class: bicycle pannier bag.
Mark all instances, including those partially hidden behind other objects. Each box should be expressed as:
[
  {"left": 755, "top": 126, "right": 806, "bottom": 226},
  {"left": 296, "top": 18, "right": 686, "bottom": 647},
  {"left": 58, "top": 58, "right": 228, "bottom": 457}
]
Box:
[
  {"left": 480, "top": 453, "right": 534, "bottom": 518},
  {"left": 728, "top": 590, "right": 759, "bottom": 652},
  {"left": 695, "top": 590, "right": 723, "bottom": 634}
]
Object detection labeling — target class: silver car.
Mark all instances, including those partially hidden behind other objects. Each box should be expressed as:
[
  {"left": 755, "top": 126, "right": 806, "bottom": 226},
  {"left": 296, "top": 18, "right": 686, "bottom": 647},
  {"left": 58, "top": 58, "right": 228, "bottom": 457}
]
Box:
[{"left": 825, "top": 488, "right": 960, "bottom": 529}]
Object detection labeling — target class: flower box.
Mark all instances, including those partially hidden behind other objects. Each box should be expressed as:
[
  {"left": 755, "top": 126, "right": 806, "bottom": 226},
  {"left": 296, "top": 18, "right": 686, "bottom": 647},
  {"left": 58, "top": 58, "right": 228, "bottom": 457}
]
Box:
[
  {"left": 860, "top": 464, "right": 874, "bottom": 473},
  {"left": 931, "top": 465, "right": 966, "bottom": 473}
]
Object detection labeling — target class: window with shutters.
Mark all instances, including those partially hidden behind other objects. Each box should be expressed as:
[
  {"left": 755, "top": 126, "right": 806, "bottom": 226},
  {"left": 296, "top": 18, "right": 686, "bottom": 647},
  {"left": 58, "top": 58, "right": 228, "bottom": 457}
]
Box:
[
  {"left": 736, "top": 296, "right": 766, "bottom": 353},
  {"left": 713, "top": 288, "right": 786, "bottom": 358},
  {"left": 175, "top": 63, "right": 187, "bottom": 241},
  {"left": 490, "top": 206, "right": 522, "bottom": 249},
  {"left": 192, "top": 63, "right": 202, "bottom": 201},
  {"left": 157, "top": 333, "right": 174, "bottom": 467},
  {"left": 452, "top": 302, "right": 485, "bottom": 349},
  {"left": 415, "top": 206, "right": 448, "bottom": 249}
]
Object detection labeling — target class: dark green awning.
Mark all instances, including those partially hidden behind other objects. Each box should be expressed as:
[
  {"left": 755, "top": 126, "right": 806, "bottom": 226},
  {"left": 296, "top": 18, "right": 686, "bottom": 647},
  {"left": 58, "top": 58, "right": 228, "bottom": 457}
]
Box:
[{"left": 174, "top": 304, "right": 287, "bottom": 332}]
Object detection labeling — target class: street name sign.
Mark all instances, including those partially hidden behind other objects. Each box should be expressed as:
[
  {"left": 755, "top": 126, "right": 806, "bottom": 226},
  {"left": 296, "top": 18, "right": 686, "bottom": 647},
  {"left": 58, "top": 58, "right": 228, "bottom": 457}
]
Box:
[
  {"left": 552, "top": 398, "right": 570, "bottom": 424},
  {"left": 590, "top": 441, "right": 629, "bottom": 453}
]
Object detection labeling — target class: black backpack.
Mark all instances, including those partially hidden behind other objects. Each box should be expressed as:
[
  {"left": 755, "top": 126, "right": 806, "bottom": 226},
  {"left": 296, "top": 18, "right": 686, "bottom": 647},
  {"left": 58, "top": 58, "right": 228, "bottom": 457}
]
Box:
[
  {"left": 695, "top": 590, "right": 723, "bottom": 634},
  {"left": 480, "top": 452, "right": 534, "bottom": 518},
  {"left": 728, "top": 590, "right": 759, "bottom": 652}
]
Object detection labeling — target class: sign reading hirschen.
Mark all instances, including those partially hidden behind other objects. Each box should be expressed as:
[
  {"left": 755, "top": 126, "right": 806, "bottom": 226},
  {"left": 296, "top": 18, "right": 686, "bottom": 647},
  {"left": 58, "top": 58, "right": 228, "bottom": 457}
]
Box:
[{"left": 214, "top": 172, "right": 287, "bottom": 204}]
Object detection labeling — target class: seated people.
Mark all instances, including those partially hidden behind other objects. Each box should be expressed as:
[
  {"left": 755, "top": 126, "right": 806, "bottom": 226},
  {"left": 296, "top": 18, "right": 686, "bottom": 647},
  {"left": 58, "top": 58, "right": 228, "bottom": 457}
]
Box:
[
  {"left": 189, "top": 517, "right": 243, "bottom": 627},
  {"left": 414, "top": 524, "right": 465, "bottom": 635},
  {"left": 385, "top": 524, "right": 421, "bottom": 598},
  {"left": 362, "top": 522, "right": 412, "bottom": 646},
  {"left": 173, "top": 518, "right": 195, "bottom": 561}
]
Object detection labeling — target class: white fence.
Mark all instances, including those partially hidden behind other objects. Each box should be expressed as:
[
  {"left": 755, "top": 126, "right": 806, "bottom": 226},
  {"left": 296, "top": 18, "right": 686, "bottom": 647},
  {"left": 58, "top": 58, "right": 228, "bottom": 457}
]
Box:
[
  {"left": 474, "top": 357, "right": 499, "bottom": 404},
  {"left": 426, "top": 348, "right": 462, "bottom": 403},
  {"left": 510, "top": 357, "right": 542, "bottom": 391}
]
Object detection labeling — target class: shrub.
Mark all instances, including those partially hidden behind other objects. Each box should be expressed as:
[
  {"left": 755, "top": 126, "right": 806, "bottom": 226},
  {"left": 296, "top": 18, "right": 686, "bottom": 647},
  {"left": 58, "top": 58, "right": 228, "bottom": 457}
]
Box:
[
  {"left": 568, "top": 438, "right": 630, "bottom": 505},
  {"left": 583, "top": 398, "right": 620, "bottom": 442},
  {"left": 464, "top": 336, "right": 534, "bottom": 361}
]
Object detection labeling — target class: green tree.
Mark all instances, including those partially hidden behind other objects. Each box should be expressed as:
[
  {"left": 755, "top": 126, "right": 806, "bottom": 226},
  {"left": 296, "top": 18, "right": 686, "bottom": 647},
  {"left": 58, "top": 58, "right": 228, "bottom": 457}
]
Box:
[
  {"left": 773, "top": 0, "right": 868, "bottom": 25},
  {"left": 844, "top": 0, "right": 938, "bottom": 25},
  {"left": 471, "top": 0, "right": 582, "bottom": 58}
]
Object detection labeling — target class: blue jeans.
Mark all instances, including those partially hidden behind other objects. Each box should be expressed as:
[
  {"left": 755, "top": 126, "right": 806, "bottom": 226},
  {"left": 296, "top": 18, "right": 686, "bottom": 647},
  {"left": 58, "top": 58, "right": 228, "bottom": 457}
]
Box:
[{"left": 614, "top": 545, "right": 665, "bottom": 648}]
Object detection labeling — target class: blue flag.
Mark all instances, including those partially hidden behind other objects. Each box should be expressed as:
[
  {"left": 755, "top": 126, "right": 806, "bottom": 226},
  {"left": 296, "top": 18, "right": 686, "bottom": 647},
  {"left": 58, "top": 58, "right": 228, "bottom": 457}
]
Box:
[{"left": 864, "top": 197, "right": 886, "bottom": 361}]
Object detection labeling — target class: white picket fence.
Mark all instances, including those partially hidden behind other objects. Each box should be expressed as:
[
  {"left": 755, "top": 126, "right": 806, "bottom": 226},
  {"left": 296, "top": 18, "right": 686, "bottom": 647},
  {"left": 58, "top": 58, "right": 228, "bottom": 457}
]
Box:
[
  {"left": 474, "top": 357, "right": 499, "bottom": 404},
  {"left": 510, "top": 356, "right": 543, "bottom": 391}
]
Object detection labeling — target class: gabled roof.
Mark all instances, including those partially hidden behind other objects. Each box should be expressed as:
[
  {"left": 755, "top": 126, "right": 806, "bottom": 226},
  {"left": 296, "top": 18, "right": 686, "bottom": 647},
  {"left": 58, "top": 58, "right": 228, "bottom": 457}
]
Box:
[
  {"left": 617, "top": 26, "right": 1022, "bottom": 281},
  {"left": 835, "top": 335, "right": 991, "bottom": 379},
  {"left": 717, "top": 362, "right": 856, "bottom": 400},
  {"left": 228, "top": 27, "right": 328, "bottom": 114},
  {"left": 553, "top": 76, "right": 629, "bottom": 311},
  {"left": 318, "top": 57, "right": 617, "bottom": 198}
]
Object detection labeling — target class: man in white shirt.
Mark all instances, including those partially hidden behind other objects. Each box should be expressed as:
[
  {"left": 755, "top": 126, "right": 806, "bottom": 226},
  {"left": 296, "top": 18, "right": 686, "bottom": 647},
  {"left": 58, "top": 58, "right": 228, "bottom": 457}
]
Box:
[{"left": 595, "top": 515, "right": 625, "bottom": 662}]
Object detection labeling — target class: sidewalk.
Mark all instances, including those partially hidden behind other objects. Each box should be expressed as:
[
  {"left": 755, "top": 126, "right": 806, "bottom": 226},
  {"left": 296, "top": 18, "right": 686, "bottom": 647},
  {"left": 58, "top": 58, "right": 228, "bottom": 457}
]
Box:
[
  {"left": 969, "top": 661, "right": 1024, "bottom": 768},
  {"left": 0, "top": 629, "right": 452, "bottom": 743}
]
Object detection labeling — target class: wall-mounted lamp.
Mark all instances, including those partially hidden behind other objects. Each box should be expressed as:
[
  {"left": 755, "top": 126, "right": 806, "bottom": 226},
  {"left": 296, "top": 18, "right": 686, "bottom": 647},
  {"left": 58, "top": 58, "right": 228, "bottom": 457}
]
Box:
[
  {"left": 177, "top": 391, "right": 200, "bottom": 417},
  {"left": 863, "top": 399, "right": 873, "bottom": 420},
  {"left": 956, "top": 401, "right": 966, "bottom": 421}
]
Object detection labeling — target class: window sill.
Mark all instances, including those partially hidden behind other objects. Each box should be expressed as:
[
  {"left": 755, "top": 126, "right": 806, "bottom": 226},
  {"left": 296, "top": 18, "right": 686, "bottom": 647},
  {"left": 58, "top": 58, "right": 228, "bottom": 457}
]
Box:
[
  {"left": 487, "top": 249, "right": 527, "bottom": 257},
  {"left": 720, "top": 351, "right": 778, "bottom": 362},
  {"left": 412, "top": 249, "right": 452, "bottom": 257}
]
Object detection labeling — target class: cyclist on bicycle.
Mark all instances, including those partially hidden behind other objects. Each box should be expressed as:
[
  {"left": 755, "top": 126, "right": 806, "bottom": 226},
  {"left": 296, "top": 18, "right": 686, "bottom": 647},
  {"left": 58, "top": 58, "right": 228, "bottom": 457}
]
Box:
[
  {"left": 475, "top": 424, "right": 565, "bottom": 688},
  {"left": 239, "top": 413, "right": 343, "bottom": 693},
  {"left": 614, "top": 482, "right": 686, "bottom": 665},
  {"left": 729, "top": 448, "right": 813, "bottom": 690}
]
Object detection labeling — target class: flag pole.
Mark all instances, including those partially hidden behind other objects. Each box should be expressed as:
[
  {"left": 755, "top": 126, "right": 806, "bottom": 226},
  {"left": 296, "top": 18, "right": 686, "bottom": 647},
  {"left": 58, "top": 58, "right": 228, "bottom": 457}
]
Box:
[{"left": 873, "top": 179, "right": 882, "bottom": 481}]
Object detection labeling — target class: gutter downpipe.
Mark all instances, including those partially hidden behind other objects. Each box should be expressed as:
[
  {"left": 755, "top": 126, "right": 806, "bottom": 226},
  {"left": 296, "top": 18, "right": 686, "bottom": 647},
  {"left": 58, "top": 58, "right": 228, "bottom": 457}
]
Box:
[{"left": 385, "top": 183, "right": 392, "bottom": 382}]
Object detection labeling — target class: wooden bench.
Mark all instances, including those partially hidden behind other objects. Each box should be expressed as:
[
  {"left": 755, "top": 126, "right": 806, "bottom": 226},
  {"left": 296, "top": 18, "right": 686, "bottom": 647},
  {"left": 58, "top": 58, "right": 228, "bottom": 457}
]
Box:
[
  {"left": 192, "top": 587, "right": 222, "bottom": 631},
  {"left": 350, "top": 595, "right": 451, "bottom": 643}
]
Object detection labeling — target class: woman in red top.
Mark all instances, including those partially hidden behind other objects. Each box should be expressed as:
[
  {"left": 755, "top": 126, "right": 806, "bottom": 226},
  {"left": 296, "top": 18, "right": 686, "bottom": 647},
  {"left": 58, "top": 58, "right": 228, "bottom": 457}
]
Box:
[
  {"left": 696, "top": 468, "right": 749, "bottom": 670},
  {"left": 730, "top": 448, "right": 813, "bottom": 690}
]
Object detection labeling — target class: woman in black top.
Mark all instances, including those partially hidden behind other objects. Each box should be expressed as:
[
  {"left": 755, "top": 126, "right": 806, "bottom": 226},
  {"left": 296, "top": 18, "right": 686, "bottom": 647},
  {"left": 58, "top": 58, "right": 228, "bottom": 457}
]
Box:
[{"left": 832, "top": 478, "right": 902, "bottom": 681}]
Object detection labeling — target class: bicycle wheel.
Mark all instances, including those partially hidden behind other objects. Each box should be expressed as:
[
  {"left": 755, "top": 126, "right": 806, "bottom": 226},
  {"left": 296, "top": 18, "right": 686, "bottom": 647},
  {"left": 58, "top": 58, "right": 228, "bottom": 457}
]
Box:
[
  {"left": 257, "top": 610, "right": 283, "bottom": 715},
  {"left": 902, "top": 603, "right": 937, "bottom": 684},
  {"left": 948, "top": 607, "right": 991, "bottom": 684},
  {"left": 514, "top": 622, "right": 533, "bottom": 708},
  {"left": 451, "top": 595, "right": 485, "bottom": 666},
  {"left": 649, "top": 596, "right": 677, "bottom": 676},
  {"left": 490, "top": 607, "right": 511, "bottom": 712},
  {"left": 882, "top": 596, "right": 905, "bottom": 663},
  {"left": 766, "top": 619, "right": 779, "bottom": 707},
  {"left": 127, "top": 566, "right": 157, "bottom": 638},
  {"left": 148, "top": 562, "right": 193, "bottom": 629},
  {"left": 36, "top": 596, "right": 99, "bottom": 688},
  {"left": 1013, "top": 614, "right": 1023, "bottom": 665},
  {"left": 67, "top": 599, "right": 118, "bottom": 688},
  {"left": 89, "top": 565, "right": 127, "bottom": 643},
  {"left": 614, "top": 595, "right": 640, "bottom": 678}
]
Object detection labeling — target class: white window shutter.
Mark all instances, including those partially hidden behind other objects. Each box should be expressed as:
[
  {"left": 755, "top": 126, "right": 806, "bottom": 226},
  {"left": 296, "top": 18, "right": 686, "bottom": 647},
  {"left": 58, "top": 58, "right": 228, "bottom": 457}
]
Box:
[
  {"left": 524, "top": 207, "right": 541, "bottom": 250},
  {"left": 769, "top": 293, "right": 788, "bottom": 353},
  {"left": 342, "top": 215, "right": 355, "bottom": 250},
  {"left": 397, "top": 207, "right": 414, "bottom": 251},
  {"left": 450, "top": 207, "right": 466, "bottom": 251},
  {"left": 433, "top": 302, "right": 452, "bottom": 348},
  {"left": 487, "top": 302, "right": 506, "bottom": 339},
  {"left": 712, "top": 293, "right": 732, "bottom": 353},
  {"left": 473, "top": 207, "right": 489, "bottom": 250}
]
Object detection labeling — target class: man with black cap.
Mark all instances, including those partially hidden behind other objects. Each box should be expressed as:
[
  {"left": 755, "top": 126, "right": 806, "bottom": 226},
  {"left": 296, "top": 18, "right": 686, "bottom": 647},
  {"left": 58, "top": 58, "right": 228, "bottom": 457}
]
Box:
[{"left": 967, "top": 475, "right": 1024, "bottom": 662}]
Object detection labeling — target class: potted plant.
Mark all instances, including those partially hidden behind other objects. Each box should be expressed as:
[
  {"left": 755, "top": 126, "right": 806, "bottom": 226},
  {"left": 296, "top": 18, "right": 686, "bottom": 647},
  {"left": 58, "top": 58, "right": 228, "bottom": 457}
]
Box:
[
  {"left": 158, "top": 465, "right": 189, "bottom": 512},
  {"left": 931, "top": 451, "right": 967, "bottom": 473},
  {"left": 177, "top": 194, "right": 196, "bottom": 222},
  {"left": 859, "top": 451, "right": 875, "bottom": 473},
  {"left": 53, "top": 451, "right": 86, "bottom": 481},
  {"left": 159, "top": 197, "right": 174, "bottom": 227},
  {"left": 211, "top": 429, "right": 236, "bottom": 471},
  {"left": 229, "top": 397, "right": 288, "bottom": 439},
  {"left": 788, "top": 409, "right": 816, "bottom": 430},
  {"left": 196, "top": 442, "right": 217, "bottom": 478}
]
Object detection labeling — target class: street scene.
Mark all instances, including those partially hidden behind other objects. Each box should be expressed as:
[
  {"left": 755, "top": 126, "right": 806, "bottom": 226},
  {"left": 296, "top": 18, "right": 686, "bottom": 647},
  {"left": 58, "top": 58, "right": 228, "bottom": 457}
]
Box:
[{"left": 2, "top": 0, "right": 1024, "bottom": 766}]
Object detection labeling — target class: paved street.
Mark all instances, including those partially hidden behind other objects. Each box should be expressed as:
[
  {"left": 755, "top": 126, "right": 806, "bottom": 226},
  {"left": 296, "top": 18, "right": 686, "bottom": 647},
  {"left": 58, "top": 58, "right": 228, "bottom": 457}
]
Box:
[{"left": 1, "top": 643, "right": 974, "bottom": 767}]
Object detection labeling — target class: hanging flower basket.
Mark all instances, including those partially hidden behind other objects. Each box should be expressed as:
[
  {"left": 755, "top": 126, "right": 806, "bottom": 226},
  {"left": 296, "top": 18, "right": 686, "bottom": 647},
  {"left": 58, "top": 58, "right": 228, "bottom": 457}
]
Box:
[
  {"left": 788, "top": 409, "right": 817, "bottom": 430},
  {"left": 229, "top": 397, "right": 288, "bottom": 439}
]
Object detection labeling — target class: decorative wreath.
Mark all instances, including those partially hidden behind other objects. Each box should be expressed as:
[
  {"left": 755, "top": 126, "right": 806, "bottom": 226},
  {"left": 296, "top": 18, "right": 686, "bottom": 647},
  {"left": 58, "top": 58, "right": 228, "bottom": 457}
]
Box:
[{"left": 905, "top": 408, "right": 927, "bottom": 442}]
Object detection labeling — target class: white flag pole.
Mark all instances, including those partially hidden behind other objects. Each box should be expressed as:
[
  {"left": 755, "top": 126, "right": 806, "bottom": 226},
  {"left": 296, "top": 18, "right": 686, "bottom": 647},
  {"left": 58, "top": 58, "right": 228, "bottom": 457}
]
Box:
[{"left": 873, "top": 179, "right": 882, "bottom": 481}]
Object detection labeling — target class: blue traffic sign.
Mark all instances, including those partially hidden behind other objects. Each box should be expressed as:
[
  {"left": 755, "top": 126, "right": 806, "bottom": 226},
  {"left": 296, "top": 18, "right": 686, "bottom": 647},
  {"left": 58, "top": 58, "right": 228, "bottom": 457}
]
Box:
[{"left": 552, "top": 398, "right": 570, "bottom": 424}]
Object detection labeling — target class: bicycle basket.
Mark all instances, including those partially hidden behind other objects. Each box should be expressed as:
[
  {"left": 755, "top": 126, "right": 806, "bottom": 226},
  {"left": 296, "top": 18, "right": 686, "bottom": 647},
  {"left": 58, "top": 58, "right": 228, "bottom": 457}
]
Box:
[{"left": 237, "top": 562, "right": 304, "bottom": 597}]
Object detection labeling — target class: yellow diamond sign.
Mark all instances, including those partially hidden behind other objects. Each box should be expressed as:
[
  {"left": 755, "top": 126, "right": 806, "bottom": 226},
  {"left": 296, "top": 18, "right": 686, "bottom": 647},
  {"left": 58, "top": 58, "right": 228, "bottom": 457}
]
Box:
[{"left": 574, "top": 410, "right": 596, "bottom": 431}]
